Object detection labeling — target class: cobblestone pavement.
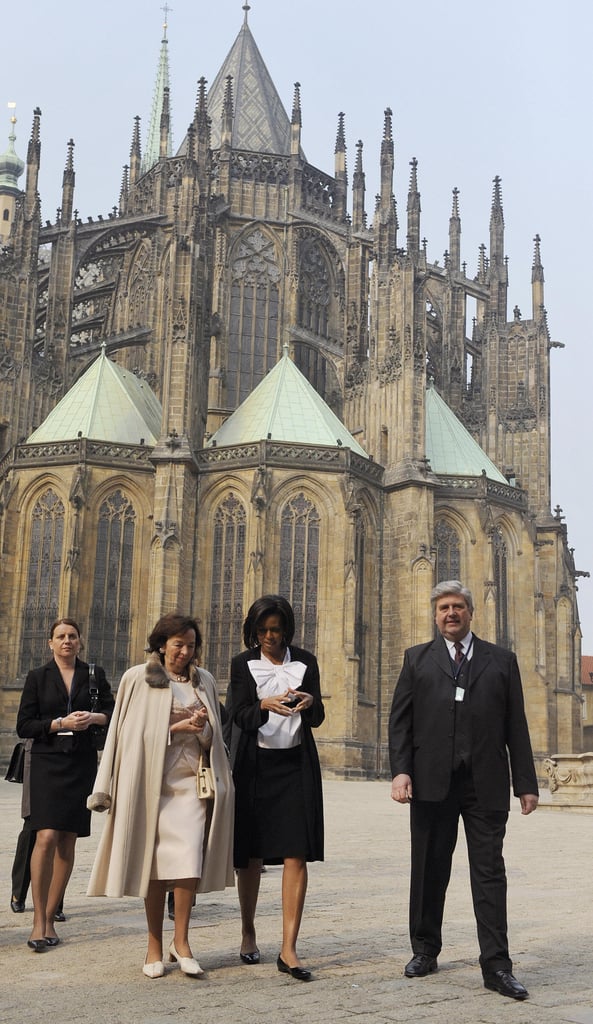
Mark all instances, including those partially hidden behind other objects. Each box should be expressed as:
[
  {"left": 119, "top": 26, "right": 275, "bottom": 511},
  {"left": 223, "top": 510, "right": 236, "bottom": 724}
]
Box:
[{"left": 1, "top": 778, "right": 592, "bottom": 1024}]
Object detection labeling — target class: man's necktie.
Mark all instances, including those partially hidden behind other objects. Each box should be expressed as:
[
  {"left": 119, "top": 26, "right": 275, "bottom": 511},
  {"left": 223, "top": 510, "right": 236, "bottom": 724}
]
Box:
[{"left": 454, "top": 641, "right": 464, "bottom": 665}]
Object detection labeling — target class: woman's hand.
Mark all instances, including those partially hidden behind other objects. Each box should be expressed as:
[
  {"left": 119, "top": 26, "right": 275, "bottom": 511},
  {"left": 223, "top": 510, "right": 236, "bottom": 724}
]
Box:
[
  {"left": 171, "top": 707, "right": 209, "bottom": 734},
  {"left": 62, "top": 710, "right": 93, "bottom": 731},
  {"left": 261, "top": 690, "right": 313, "bottom": 716}
]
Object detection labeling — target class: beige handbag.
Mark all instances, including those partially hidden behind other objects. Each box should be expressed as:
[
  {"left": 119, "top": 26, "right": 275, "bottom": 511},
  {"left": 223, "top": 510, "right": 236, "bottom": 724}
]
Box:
[{"left": 197, "top": 748, "right": 215, "bottom": 800}]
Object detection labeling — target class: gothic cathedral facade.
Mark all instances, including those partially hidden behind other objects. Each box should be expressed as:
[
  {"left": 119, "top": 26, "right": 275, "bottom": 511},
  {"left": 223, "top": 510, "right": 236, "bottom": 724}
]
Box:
[{"left": 0, "top": 10, "right": 584, "bottom": 775}]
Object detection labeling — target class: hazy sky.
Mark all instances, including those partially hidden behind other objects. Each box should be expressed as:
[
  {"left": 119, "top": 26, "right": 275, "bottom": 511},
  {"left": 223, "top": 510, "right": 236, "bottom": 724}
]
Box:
[{"left": 4, "top": 0, "right": 592, "bottom": 645}]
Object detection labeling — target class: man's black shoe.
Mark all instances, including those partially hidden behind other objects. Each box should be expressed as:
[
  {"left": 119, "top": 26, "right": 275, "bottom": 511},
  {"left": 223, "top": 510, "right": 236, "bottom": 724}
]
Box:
[
  {"left": 483, "top": 970, "right": 528, "bottom": 1000},
  {"left": 10, "top": 895, "right": 25, "bottom": 913},
  {"left": 404, "top": 953, "right": 438, "bottom": 978}
]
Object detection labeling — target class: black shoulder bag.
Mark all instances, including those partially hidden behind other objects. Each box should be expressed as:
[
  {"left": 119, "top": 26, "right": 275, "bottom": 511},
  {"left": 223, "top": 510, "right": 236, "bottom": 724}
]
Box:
[{"left": 88, "top": 663, "right": 108, "bottom": 751}]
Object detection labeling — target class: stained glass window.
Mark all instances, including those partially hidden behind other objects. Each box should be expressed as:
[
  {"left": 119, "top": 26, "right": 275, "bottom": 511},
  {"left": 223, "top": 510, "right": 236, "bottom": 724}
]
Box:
[
  {"left": 87, "top": 490, "right": 135, "bottom": 680},
  {"left": 279, "top": 493, "right": 320, "bottom": 650},
  {"left": 208, "top": 493, "right": 246, "bottom": 684},
  {"left": 20, "top": 490, "right": 65, "bottom": 672}
]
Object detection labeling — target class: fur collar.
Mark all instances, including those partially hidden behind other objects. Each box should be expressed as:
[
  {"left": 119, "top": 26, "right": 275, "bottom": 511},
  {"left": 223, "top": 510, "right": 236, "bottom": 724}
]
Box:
[{"left": 144, "top": 650, "right": 201, "bottom": 689}]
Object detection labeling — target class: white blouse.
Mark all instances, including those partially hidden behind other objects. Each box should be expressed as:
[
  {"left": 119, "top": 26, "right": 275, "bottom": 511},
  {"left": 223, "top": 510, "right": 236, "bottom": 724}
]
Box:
[{"left": 248, "top": 650, "right": 308, "bottom": 749}]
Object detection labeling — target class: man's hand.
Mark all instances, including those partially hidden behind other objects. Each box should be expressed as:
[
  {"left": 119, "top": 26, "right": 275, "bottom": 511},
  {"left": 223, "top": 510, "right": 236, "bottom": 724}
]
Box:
[
  {"left": 519, "top": 793, "right": 538, "bottom": 815},
  {"left": 391, "top": 773, "right": 413, "bottom": 803}
]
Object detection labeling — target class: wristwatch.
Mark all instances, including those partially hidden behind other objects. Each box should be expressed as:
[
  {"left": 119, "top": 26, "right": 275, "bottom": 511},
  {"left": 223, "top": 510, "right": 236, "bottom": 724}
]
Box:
[{"left": 57, "top": 717, "right": 62, "bottom": 730}]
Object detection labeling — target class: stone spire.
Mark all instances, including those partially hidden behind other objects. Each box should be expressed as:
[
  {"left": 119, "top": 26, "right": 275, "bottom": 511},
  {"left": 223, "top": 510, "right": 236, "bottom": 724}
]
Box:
[
  {"left": 129, "top": 115, "right": 142, "bottom": 187},
  {"left": 142, "top": 10, "right": 173, "bottom": 173},
  {"left": 406, "top": 157, "right": 421, "bottom": 256},
  {"left": 531, "top": 233, "right": 545, "bottom": 321},
  {"left": 352, "top": 139, "right": 366, "bottom": 232},
  {"left": 334, "top": 112, "right": 347, "bottom": 221},
  {"left": 448, "top": 186, "right": 461, "bottom": 272},
  {"left": 60, "top": 138, "right": 75, "bottom": 223}
]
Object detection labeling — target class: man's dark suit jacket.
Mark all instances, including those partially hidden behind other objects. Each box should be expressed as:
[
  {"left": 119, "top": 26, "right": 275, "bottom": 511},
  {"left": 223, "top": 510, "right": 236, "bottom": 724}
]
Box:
[{"left": 388, "top": 634, "right": 538, "bottom": 811}]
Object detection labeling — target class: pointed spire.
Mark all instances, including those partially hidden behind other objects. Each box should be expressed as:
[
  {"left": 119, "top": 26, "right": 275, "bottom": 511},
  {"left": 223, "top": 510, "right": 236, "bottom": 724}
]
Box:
[
  {"left": 489, "top": 174, "right": 504, "bottom": 264},
  {"left": 129, "top": 115, "right": 142, "bottom": 186},
  {"left": 290, "top": 82, "right": 302, "bottom": 157},
  {"left": 60, "top": 138, "right": 75, "bottom": 222},
  {"left": 352, "top": 139, "right": 366, "bottom": 231},
  {"left": 159, "top": 85, "right": 171, "bottom": 159},
  {"left": 0, "top": 105, "right": 25, "bottom": 242},
  {"left": 406, "top": 157, "right": 421, "bottom": 255},
  {"left": 119, "top": 164, "right": 129, "bottom": 215},
  {"left": 221, "top": 74, "right": 234, "bottom": 148},
  {"left": 531, "top": 233, "right": 545, "bottom": 320},
  {"left": 448, "top": 186, "right": 461, "bottom": 271},
  {"left": 143, "top": 11, "right": 173, "bottom": 174},
  {"left": 334, "top": 111, "right": 347, "bottom": 221},
  {"left": 376, "top": 108, "right": 397, "bottom": 262},
  {"left": 24, "top": 107, "right": 42, "bottom": 214}
]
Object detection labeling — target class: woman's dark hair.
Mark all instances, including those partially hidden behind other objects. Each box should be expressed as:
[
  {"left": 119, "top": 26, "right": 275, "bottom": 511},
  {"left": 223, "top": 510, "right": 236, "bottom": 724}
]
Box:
[
  {"left": 147, "top": 613, "right": 203, "bottom": 660},
  {"left": 243, "top": 595, "right": 295, "bottom": 649},
  {"left": 49, "top": 617, "right": 81, "bottom": 639}
]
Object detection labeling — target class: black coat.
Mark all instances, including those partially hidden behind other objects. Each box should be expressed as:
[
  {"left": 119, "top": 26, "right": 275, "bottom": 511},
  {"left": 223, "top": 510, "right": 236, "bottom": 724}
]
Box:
[
  {"left": 388, "top": 634, "right": 538, "bottom": 811},
  {"left": 230, "top": 645, "right": 325, "bottom": 865}
]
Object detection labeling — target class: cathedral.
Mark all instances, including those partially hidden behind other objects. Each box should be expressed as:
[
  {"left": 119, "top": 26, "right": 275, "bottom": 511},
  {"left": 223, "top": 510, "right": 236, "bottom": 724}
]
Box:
[{"left": 0, "top": 6, "right": 584, "bottom": 776}]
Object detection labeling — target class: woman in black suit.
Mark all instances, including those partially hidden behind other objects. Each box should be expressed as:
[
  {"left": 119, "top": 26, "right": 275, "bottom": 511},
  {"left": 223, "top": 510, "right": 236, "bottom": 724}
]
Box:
[
  {"left": 230, "top": 595, "right": 324, "bottom": 981},
  {"left": 16, "top": 617, "right": 113, "bottom": 950}
]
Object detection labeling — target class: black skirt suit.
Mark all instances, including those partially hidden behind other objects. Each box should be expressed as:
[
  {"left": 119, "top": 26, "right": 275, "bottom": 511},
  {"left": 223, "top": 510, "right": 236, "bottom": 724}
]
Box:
[
  {"left": 17, "top": 658, "right": 114, "bottom": 836},
  {"left": 230, "top": 646, "right": 325, "bottom": 868}
]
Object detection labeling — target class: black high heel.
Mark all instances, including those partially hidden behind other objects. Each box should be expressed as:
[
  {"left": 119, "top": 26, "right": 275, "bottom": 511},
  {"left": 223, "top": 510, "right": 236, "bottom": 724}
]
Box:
[
  {"left": 27, "top": 939, "right": 48, "bottom": 952},
  {"left": 277, "top": 955, "right": 311, "bottom": 981}
]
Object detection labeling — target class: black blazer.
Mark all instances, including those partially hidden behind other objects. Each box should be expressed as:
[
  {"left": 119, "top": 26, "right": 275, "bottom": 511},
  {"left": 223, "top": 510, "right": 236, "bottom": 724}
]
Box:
[
  {"left": 17, "top": 658, "right": 114, "bottom": 755},
  {"left": 388, "top": 634, "right": 538, "bottom": 811}
]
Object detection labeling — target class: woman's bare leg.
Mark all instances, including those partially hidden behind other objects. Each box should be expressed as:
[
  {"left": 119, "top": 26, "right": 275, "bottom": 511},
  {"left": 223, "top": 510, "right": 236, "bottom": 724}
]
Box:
[
  {"left": 280, "top": 857, "right": 308, "bottom": 966},
  {"left": 171, "top": 879, "right": 197, "bottom": 957},
  {"left": 45, "top": 832, "right": 76, "bottom": 939},
  {"left": 29, "top": 829, "right": 59, "bottom": 940},
  {"left": 144, "top": 880, "right": 167, "bottom": 963},
  {"left": 237, "top": 858, "right": 263, "bottom": 954}
]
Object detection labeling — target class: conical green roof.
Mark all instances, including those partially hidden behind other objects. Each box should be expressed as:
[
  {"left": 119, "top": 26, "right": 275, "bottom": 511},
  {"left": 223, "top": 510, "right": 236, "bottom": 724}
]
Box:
[
  {"left": 27, "top": 348, "right": 162, "bottom": 446},
  {"left": 207, "top": 349, "right": 368, "bottom": 458},
  {"left": 425, "top": 381, "right": 508, "bottom": 483}
]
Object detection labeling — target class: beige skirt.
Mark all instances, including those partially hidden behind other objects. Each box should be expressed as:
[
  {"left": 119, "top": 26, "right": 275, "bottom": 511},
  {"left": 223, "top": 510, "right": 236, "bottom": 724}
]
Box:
[{"left": 151, "top": 740, "right": 208, "bottom": 882}]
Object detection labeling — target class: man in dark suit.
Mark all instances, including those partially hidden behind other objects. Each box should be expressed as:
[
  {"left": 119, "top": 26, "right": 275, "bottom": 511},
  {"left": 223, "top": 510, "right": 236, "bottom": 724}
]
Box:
[{"left": 389, "top": 580, "right": 538, "bottom": 1000}]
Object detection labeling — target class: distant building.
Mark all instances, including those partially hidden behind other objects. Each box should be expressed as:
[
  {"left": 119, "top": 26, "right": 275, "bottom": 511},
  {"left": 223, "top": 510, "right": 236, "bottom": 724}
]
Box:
[
  {"left": 582, "top": 656, "right": 593, "bottom": 751},
  {"left": 0, "top": 7, "right": 585, "bottom": 774}
]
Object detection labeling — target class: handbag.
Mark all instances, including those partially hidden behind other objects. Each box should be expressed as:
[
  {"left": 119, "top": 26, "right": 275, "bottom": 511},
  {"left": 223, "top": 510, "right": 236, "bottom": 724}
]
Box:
[
  {"left": 88, "top": 663, "right": 108, "bottom": 751},
  {"left": 197, "top": 748, "right": 215, "bottom": 800},
  {"left": 4, "top": 740, "right": 25, "bottom": 783}
]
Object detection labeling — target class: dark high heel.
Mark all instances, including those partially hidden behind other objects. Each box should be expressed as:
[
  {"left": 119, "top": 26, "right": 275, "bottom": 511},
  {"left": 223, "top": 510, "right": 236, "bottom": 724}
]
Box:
[
  {"left": 240, "top": 949, "right": 260, "bottom": 964},
  {"left": 277, "top": 955, "right": 311, "bottom": 981},
  {"left": 44, "top": 936, "right": 60, "bottom": 947},
  {"left": 27, "top": 939, "right": 48, "bottom": 952}
]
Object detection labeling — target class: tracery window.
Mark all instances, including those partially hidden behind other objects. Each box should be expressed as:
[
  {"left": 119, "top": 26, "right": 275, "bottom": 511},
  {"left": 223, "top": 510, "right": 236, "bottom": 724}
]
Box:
[
  {"left": 434, "top": 519, "right": 461, "bottom": 582},
  {"left": 227, "top": 230, "right": 280, "bottom": 407},
  {"left": 279, "top": 493, "right": 320, "bottom": 650},
  {"left": 208, "top": 493, "right": 246, "bottom": 685},
  {"left": 87, "top": 490, "right": 135, "bottom": 680},
  {"left": 20, "top": 489, "right": 65, "bottom": 672},
  {"left": 492, "top": 526, "right": 510, "bottom": 648},
  {"left": 354, "top": 514, "right": 368, "bottom": 694},
  {"left": 297, "top": 239, "right": 331, "bottom": 339}
]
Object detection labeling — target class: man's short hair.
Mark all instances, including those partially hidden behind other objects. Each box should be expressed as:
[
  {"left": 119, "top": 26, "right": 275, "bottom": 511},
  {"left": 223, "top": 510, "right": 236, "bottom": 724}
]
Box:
[{"left": 430, "top": 580, "right": 474, "bottom": 614}]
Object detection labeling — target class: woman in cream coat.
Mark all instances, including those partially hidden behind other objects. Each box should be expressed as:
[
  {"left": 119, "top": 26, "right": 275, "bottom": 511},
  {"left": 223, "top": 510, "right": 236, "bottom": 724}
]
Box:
[{"left": 87, "top": 614, "right": 234, "bottom": 978}]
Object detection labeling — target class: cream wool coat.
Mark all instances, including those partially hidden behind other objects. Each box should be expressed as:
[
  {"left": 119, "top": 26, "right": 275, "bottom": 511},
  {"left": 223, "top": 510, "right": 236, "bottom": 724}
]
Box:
[{"left": 87, "top": 654, "right": 234, "bottom": 898}]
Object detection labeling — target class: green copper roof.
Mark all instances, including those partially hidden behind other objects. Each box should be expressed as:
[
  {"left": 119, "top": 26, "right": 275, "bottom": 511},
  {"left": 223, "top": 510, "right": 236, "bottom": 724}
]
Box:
[
  {"left": 179, "top": 11, "right": 296, "bottom": 157},
  {"left": 27, "top": 348, "right": 162, "bottom": 446},
  {"left": 207, "top": 348, "right": 368, "bottom": 458},
  {"left": 425, "top": 381, "right": 508, "bottom": 483}
]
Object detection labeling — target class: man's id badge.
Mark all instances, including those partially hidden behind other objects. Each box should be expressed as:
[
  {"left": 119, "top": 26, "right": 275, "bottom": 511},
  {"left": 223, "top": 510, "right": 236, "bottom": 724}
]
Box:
[{"left": 455, "top": 686, "right": 465, "bottom": 702}]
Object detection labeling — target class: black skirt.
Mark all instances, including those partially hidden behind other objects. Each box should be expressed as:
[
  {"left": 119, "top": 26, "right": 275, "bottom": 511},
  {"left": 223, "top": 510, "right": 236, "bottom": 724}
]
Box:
[
  {"left": 249, "top": 745, "right": 308, "bottom": 864},
  {"left": 29, "top": 743, "right": 97, "bottom": 837}
]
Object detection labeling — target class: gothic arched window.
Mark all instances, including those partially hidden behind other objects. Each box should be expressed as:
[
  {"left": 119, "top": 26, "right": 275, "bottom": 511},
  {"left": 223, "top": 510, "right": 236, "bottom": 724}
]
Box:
[
  {"left": 227, "top": 230, "right": 280, "bottom": 407},
  {"left": 20, "top": 489, "right": 65, "bottom": 672},
  {"left": 297, "top": 239, "right": 331, "bottom": 339},
  {"left": 435, "top": 519, "right": 461, "bottom": 582},
  {"left": 208, "top": 493, "right": 247, "bottom": 684},
  {"left": 492, "top": 526, "right": 510, "bottom": 648},
  {"left": 87, "top": 490, "right": 136, "bottom": 679},
  {"left": 279, "top": 493, "right": 320, "bottom": 650},
  {"left": 354, "top": 514, "right": 368, "bottom": 694}
]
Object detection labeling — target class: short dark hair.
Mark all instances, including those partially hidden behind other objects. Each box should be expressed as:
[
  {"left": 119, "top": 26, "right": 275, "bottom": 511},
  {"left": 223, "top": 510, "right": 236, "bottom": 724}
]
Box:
[
  {"left": 243, "top": 595, "right": 295, "bottom": 649},
  {"left": 147, "top": 613, "right": 203, "bottom": 657},
  {"left": 50, "top": 617, "right": 81, "bottom": 639}
]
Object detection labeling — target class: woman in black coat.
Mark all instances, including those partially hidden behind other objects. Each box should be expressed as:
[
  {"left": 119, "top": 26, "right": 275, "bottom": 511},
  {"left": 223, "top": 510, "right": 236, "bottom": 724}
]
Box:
[
  {"left": 16, "top": 617, "right": 113, "bottom": 951},
  {"left": 230, "top": 595, "right": 324, "bottom": 981}
]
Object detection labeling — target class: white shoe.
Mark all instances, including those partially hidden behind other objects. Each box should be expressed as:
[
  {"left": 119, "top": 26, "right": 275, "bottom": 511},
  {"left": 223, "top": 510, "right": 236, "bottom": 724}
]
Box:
[
  {"left": 142, "top": 959, "right": 165, "bottom": 979},
  {"left": 168, "top": 940, "right": 204, "bottom": 976}
]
